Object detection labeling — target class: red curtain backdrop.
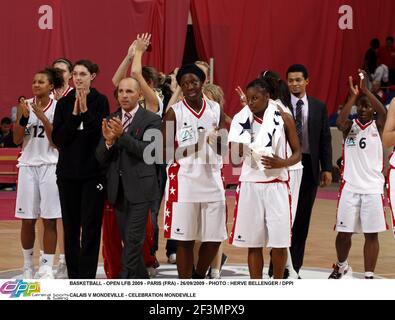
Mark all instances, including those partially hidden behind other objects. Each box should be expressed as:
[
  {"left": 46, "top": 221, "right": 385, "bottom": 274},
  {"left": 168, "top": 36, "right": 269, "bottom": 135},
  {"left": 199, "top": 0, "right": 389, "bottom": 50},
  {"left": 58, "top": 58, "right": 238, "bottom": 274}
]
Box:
[
  {"left": 191, "top": 0, "right": 395, "bottom": 116},
  {"left": 0, "top": 0, "right": 189, "bottom": 116},
  {"left": 1, "top": 0, "right": 395, "bottom": 118}
]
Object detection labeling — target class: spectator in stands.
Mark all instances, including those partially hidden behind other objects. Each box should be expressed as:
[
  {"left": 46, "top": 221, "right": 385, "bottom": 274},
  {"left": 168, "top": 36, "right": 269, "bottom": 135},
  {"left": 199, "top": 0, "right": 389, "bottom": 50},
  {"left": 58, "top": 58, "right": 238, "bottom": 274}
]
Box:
[
  {"left": 378, "top": 36, "right": 395, "bottom": 85},
  {"left": 371, "top": 80, "right": 386, "bottom": 103},
  {"left": 373, "top": 63, "right": 389, "bottom": 87},
  {"left": 11, "top": 96, "right": 26, "bottom": 124},
  {"left": 364, "top": 38, "right": 380, "bottom": 76},
  {"left": 0, "top": 117, "right": 17, "bottom": 148}
]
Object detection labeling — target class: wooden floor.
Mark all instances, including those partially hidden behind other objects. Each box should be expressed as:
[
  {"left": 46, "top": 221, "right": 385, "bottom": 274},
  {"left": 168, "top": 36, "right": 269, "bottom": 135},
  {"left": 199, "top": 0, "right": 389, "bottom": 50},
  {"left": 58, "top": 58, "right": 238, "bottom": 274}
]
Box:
[{"left": 1, "top": 186, "right": 395, "bottom": 278}]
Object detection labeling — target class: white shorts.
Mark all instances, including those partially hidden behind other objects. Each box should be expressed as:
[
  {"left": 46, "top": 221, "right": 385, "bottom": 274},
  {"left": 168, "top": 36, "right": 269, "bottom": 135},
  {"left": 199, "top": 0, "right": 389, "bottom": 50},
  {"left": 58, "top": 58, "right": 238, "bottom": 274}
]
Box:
[
  {"left": 15, "top": 165, "right": 62, "bottom": 220},
  {"left": 386, "top": 168, "right": 395, "bottom": 236},
  {"left": 289, "top": 168, "right": 303, "bottom": 225},
  {"left": 164, "top": 201, "right": 227, "bottom": 242},
  {"left": 230, "top": 182, "right": 292, "bottom": 248},
  {"left": 336, "top": 188, "right": 387, "bottom": 233}
]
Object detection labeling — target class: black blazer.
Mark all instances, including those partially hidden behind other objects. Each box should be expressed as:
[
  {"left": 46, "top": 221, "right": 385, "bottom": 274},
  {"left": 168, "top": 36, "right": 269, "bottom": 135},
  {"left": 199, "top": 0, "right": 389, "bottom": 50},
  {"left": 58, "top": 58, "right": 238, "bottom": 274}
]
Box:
[
  {"left": 96, "top": 107, "right": 162, "bottom": 205},
  {"left": 306, "top": 96, "right": 333, "bottom": 185}
]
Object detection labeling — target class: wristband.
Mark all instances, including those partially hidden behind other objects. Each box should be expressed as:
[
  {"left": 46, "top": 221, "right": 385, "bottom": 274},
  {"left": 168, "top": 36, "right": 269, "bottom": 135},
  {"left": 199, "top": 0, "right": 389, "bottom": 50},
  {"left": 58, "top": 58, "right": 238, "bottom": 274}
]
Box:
[{"left": 19, "top": 115, "right": 29, "bottom": 127}]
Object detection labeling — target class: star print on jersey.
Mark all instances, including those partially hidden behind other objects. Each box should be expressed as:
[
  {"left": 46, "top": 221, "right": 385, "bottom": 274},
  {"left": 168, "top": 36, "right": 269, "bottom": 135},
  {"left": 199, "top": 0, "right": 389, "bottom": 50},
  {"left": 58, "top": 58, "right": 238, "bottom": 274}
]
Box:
[{"left": 239, "top": 118, "right": 251, "bottom": 136}]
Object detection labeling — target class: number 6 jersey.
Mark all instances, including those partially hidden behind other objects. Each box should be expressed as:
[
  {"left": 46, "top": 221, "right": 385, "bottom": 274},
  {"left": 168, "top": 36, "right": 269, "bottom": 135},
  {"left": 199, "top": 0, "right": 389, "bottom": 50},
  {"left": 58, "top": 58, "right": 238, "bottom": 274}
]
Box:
[
  {"left": 342, "top": 119, "right": 384, "bottom": 194},
  {"left": 17, "top": 98, "right": 59, "bottom": 167}
]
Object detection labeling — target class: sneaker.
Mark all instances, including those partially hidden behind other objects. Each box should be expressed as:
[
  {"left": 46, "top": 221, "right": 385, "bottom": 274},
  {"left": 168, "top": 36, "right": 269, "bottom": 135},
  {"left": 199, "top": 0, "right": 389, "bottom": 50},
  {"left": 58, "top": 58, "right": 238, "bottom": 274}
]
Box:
[
  {"left": 208, "top": 268, "right": 221, "bottom": 279},
  {"left": 328, "top": 263, "right": 352, "bottom": 279},
  {"left": 167, "top": 253, "right": 176, "bottom": 264},
  {"left": 288, "top": 269, "right": 299, "bottom": 279},
  {"left": 365, "top": 276, "right": 374, "bottom": 279},
  {"left": 22, "top": 267, "right": 34, "bottom": 279},
  {"left": 34, "top": 265, "right": 54, "bottom": 279},
  {"left": 147, "top": 267, "right": 158, "bottom": 278},
  {"left": 55, "top": 262, "right": 68, "bottom": 279}
]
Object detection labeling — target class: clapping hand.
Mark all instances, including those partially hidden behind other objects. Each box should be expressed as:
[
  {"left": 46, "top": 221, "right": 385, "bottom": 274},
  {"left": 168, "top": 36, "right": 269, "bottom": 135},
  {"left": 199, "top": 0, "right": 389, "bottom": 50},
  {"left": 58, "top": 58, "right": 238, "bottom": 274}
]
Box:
[
  {"left": 135, "top": 33, "right": 151, "bottom": 53},
  {"left": 19, "top": 98, "right": 30, "bottom": 118},
  {"left": 31, "top": 100, "right": 45, "bottom": 121}
]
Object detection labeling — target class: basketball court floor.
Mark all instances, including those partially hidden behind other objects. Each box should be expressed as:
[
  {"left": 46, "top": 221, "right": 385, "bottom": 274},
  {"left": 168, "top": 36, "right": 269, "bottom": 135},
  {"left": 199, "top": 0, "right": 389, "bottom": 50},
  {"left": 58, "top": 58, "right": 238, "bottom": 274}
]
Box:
[{"left": 1, "top": 184, "right": 394, "bottom": 279}]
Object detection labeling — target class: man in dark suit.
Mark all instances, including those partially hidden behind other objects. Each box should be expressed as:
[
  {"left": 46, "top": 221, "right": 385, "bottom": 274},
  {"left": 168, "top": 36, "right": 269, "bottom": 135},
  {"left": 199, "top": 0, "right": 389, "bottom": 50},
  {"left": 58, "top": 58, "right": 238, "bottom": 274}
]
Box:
[
  {"left": 286, "top": 64, "right": 333, "bottom": 277},
  {"left": 96, "top": 77, "right": 161, "bottom": 279}
]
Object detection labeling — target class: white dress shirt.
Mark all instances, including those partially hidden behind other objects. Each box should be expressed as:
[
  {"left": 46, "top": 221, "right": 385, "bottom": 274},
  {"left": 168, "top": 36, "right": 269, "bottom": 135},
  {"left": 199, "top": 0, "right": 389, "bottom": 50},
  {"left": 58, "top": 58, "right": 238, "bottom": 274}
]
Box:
[{"left": 291, "top": 94, "right": 310, "bottom": 154}]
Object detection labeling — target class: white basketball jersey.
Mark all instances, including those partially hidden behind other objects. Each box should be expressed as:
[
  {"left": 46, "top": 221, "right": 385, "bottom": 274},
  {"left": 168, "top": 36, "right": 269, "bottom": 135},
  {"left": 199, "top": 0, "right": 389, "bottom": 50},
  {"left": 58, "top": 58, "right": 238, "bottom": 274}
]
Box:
[
  {"left": 239, "top": 114, "right": 289, "bottom": 183},
  {"left": 342, "top": 119, "right": 384, "bottom": 194},
  {"left": 165, "top": 98, "right": 225, "bottom": 203},
  {"left": 17, "top": 98, "right": 59, "bottom": 167}
]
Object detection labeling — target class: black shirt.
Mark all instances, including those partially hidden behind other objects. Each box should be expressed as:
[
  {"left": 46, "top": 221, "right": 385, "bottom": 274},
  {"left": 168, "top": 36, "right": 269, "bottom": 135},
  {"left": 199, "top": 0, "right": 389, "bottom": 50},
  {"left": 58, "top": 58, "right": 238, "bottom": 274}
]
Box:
[{"left": 52, "top": 88, "right": 110, "bottom": 179}]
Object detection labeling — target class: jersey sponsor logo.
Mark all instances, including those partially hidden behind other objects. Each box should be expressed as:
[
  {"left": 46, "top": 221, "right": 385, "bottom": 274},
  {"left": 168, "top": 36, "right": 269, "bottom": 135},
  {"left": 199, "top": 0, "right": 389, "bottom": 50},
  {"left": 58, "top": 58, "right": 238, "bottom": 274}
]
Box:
[
  {"left": 345, "top": 137, "right": 356, "bottom": 147},
  {"left": 180, "top": 125, "right": 194, "bottom": 143}
]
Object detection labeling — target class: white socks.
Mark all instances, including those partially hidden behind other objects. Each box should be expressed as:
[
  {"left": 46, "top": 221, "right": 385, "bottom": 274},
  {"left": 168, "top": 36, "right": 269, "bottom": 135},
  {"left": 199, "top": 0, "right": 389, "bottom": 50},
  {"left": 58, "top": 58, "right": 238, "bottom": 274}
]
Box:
[
  {"left": 41, "top": 254, "right": 55, "bottom": 267},
  {"left": 22, "top": 248, "right": 34, "bottom": 269},
  {"left": 59, "top": 254, "right": 66, "bottom": 264}
]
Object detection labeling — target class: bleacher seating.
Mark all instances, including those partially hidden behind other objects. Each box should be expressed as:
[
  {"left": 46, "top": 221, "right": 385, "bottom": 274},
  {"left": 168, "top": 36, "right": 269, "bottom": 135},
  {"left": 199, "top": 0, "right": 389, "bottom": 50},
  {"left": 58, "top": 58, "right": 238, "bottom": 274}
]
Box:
[{"left": 0, "top": 148, "right": 20, "bottom": 184}]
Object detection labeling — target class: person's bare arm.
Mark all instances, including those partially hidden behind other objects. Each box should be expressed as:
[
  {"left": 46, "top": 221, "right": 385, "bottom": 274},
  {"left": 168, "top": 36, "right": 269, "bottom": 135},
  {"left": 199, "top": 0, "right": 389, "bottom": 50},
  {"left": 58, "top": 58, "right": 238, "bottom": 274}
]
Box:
[
  {"left": 131, "top": 33, "right": 159, "bottom": 113},
  {"left": 383, "top": 98, "right": 395, "bottom": 148},
  {"left": 111, "top": 40, "right": 136, "bottom": 87}
]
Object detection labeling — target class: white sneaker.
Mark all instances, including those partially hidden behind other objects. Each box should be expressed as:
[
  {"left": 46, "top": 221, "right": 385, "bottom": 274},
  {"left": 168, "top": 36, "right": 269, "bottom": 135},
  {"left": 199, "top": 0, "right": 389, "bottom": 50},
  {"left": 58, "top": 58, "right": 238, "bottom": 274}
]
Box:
[
  {"left": 55, "top": 262, "right": 68, "bottom": 279},
  {"left": 147, "top": 267, "right": 158, "bottom": 278},
  {"left": 35, "top": 265, "right": 54, "bottom": 279},
  {"left": 209, "top": 269, "right": 221, "bottom": 279},
  {"left": 22, "top": 267, "right": 34, "bottom": 279},
  {"left": 328, "top": 263, "right": 353, "bottom": 279},
  {"left": 168, "top": 253, "right": 176, "bottom": 264}
]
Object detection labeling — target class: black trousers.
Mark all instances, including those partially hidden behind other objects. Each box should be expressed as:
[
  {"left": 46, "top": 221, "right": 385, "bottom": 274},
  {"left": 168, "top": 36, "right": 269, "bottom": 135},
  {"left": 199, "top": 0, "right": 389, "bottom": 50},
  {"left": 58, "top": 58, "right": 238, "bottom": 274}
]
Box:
[
  {"left": 57, "top": 177, "right": 105, "bottom": 279},
  {"left": 290, "top": 154, "right": 319, "bottom": 273},
  {"left": 115, "top": 183, "right": 150, "bottom": 279}
]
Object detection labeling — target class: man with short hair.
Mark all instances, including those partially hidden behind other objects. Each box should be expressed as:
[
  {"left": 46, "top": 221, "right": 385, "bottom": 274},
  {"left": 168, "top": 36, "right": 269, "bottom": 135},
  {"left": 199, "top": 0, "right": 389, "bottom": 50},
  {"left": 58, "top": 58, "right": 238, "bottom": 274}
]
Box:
[
  {"left": 286, "top": 64, "right": 333, "bottom": 277},
  {"left": 96, "top": 77, "right": 161, "bottom": 279}
]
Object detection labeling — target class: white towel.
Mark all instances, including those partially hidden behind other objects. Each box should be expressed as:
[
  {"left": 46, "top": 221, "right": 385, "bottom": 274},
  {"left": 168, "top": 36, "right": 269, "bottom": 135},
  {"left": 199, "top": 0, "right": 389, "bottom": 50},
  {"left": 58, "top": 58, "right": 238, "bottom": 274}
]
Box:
[
  {"left": 228, "top": 105, "right": 253, "bottom": 144},
  {"left": 249, "top": 100, "right": 285, "bottom": 171}
]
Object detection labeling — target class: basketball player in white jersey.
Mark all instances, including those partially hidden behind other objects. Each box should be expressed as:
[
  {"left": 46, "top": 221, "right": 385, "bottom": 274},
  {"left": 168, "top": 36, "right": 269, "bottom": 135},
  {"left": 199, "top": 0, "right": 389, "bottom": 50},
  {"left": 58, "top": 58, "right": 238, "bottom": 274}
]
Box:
[
  {"left": 13, "top": 68, "right": 64, "bottom": 279},
  {"left": 162, "top": 64, "right": 228, "bottom": 279},
  {"left": 236, "top": 71, "right": 303, "bottom": 278},
  {"left": 230, "top": 78, "right": 301, "bottom": 279},
  {"left": 383, "top": 98, "right": 395, "bottom": 238},
  {"left": 329, "top": 70, "right": 387, "bottom": 279}
]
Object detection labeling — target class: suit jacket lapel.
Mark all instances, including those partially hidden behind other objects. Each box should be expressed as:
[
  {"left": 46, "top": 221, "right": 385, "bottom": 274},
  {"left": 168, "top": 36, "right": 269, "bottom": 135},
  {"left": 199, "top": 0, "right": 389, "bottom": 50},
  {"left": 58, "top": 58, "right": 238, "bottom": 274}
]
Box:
[{"left": 307, "top": 96, "right": 317, "bottom": 147}]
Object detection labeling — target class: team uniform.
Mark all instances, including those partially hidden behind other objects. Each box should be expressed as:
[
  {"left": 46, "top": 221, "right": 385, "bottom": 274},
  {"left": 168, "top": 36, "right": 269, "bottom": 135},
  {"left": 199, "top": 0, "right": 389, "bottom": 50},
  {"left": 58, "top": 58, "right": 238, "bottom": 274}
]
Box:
[
  {"left": 336, "top": 119, "right": 387, "bottom": 233},
  {"left": 15, "top": 98, "right": 61, "bottom": 220},
  {"left": 230, "top": 107, "right": 292, "bottom": 249},
  {"left": 164, "top": 98, "right": 227, "bottom": 242}
]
